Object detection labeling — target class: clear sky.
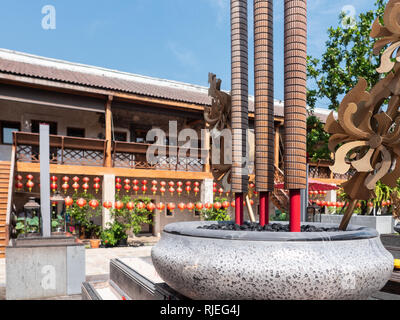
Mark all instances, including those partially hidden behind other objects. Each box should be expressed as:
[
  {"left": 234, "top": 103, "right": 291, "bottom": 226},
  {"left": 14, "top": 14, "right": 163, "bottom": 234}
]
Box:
[{"left": 0, "top": 0, "right": 378, "bottom": 105}]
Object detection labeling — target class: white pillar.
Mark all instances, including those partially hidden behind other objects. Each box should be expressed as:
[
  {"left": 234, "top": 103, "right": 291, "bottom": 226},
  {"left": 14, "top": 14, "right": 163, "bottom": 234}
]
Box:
[
  {"left": 201, "top": 179, "right": 214, "bottom": 205},
  {"left": 39, "top": 124, "right": 51, "bottom": 237},
  {"left": 326, "top": 190, "right": 337, "bottom": 214},
  {"left": 102, "top": 174, "right": 115, "bottom": 229}
]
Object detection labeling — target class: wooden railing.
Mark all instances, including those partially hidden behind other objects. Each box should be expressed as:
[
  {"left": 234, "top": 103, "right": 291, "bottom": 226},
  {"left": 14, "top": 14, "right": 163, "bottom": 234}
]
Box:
[
  {"left": 308, "top": 160, "right": 352, "bottom": 181},
  {"left": 14, "top": 132, "right": 207, "bottom": 172}
]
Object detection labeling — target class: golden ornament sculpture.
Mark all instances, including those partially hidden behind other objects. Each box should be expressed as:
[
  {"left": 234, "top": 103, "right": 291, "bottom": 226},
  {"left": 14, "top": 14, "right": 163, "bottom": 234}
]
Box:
[{"left": 326, "top": 0, "right": 400, "bottom": 230}]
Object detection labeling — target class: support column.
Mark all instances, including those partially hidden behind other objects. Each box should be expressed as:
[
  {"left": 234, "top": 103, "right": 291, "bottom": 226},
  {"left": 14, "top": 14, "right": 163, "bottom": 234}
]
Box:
[
  {"left": 231, "top": 0, "right": 249, "bottom": 225},
  {"left": 201, "top": 179, "right": 214, "bottom": 205},
  {"left": 203, "top": 125, "right": 211, "bottom": 173},
  {"left": 274, "top": 124, "right": 281, "bottom": 168},
  {"left": 254, "top": 0, "right": 274, "bottom": 227},
  {"left": 39, "top": 124, "right": 51, "bottom": 237},
  {"left": 284, "top": 0, "right": 307, "bottom": 232},
  {"left": 105, "top": 96, "right": 113, "bottom": 168},
  {"left": 102, "top": 174, "right": 115, "bottom": 229}
]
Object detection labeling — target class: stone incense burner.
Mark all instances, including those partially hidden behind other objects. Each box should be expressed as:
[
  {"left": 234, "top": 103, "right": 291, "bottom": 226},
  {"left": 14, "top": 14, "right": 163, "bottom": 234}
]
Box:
[{"left": 151, "top": 221, "right": 393, "bottom": 300}]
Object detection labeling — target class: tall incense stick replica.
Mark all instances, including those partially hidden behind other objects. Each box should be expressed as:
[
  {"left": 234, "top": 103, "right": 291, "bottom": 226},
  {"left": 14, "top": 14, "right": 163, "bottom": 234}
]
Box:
[
  {"left": 283, "top": 0, "right": 308, "bottom": 231},
  {"left": 326, "top": 0, "right": 400, "bottom": 230}
]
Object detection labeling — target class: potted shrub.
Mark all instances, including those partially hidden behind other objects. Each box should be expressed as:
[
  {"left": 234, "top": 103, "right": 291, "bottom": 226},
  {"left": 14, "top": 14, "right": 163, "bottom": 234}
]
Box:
[
  {"left": 88, "top": 224, "right": 102, "bottom": 249},
  {"left": 100, "top": 221, "right": 127, "bottom": 248}
]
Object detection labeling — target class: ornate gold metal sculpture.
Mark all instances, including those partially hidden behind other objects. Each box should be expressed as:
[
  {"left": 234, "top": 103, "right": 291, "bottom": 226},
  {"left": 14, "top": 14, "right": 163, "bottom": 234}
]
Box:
[{"left": 326, "top": 0, "right": 400, "bottom": 230}]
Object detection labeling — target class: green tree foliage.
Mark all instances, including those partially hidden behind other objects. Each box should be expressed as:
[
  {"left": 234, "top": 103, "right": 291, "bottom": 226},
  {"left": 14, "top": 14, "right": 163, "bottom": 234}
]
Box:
[{"left": 202, "top": 197, "right": 230, "bottom": 221}]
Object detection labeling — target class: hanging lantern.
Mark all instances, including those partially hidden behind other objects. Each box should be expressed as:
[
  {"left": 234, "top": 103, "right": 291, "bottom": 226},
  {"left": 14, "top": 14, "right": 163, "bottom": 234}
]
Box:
[
  {"left": 195, "top": 202, "right": 203, "bottom": 211},
  {"left": 51, "top": 176, "right": 58, "bottom": 183},
  {"left": 151, "top": 180, "right": 158, "bottom": 187},
  {"left": 218, "top": 188, "right": 224, "bottom": 196},
  {"left": 222, "top": 201, "right": 230, "bottom": 209},
  {"left": 133, "top": 179, "right": 139, "bottom": 186},
  {"left": 321, "top": 201, "right": 326, "bottom": 207},
  {"left": 186, "top": 185, "right": 191, "bottom": 195},
  {"left": 382, "top": 201, "right": 387, "bottom": 207},
  {"left": 77, "top": 198, "right": 87, "bottom": 208},
  {"left": 160, "top": 181, "right": 166, "bottom": 188},
  {"left": 51, "top": 182, "right": 58, "bottom": 193},
  {"left": 194, "top": 181, "right": 200, "bottom": 188},
  {"left": 62, "top": 176, "right": 70, "bottom": 183},
  {"left": 72, "top": 176, "right": 80, "bottom": 183},
  {"left": 160, "top": 186, "right": 166, "bottom": 196},
  {"left": 116, "top": 177, "right": 122, "bottom": 184},
  {"left": 177, "top": 187, "right": 183, "bottom": 196},
  {"left": 26, "top": 174, "right": 34, "bottom": 181},
  {"left": 115, "top": 183, "right": 122, "bottom": 192},
  {"left": 124, "top": 178, "right": 130, "bottom": 185},
  {"left": 15, "top": 181, "right": 23, "bottom": 191},
  {"left": 151, "top": 185, "right": 158, "bottom": 195},
  {"left": 249, "top": 183, "right": 255, "bottom": 189},
  {"left": 15, "top": 174, "right": 22, "bottom": 181},
  {"left": 72, "top": 182, "right": 79, "bottom": 193},
  {"left": 231, "top": 201, "right": 236, "bottom": 208},
  {"left": 26, "top": 180, "right": 34, "bottom": 192},
  {"left": 214, "top": 202, "right": 222, "bottom": 210},
  {"left": 213, "top": 187, "right": 217, "bottom": 195},
  {"left": 83, "top": 177, "right": 90, "bottom": 184},
  {"left": 93, "top": 182, "right": 100, "bottom": 194},
  {"left": 115, "top": 201, "right": 124, "bottom": 210},
  {"left": 316, "top": 200, "right": 321, "bottom": 206},
  {"left": 194, "top": 186, "right": 200, "bottom": 196},
  {"left": 136, "top": 202, "right": 146, "bottom": 210},
  {"left": 147, "top": 203, "right": 156, "bottom": 212},
  {"left": 103, "top": 201, "right": 113, "bottom": 209},
  {"left": 94, "top": 177, "right": 101, "bottom": 183},
  {"left": 124, "top": 184, "right": 131, "bottom": 193},
  {"left": 89, "top": 199, "right": 99, "bottom": 209},
  {"left": 126, "top": 202, "right": 135, "bottom": 211},
  {"left": 82, "top": 183, "right": 89, "bottom": 194},
  {"left": 156, "top": 202, "right": 165, "bottom": 211},
  {"left": 169, "top": 187, "right": 175, "bottom": 196},
  {"left": 177, "top": 181, "right": 183, "bottom": 188},
  {"left": 178, "top": 202, "right": 186, "bottom": 211},
  {"left": 167, "top": 202, "right": 176, "bottom": 212},
  {"left": 213, "top": 182, "right": 217, "bottom": 188},
  {"left": 65, "top": 196, "right": 73, "bottom": 208},
  {"left": 133, "top": 185, "right": 140, "bottom": 195},
  {"left": 62, "top": 182, "right": 69, "bottom": 194},
  {"left": 142, "top": 185, "right": 148, "bottom": 195},
  {"left": 205, "top": 202, "right": 213, "bottom": 210},
  {"left": 250, "top": 199, "right": 254, "bottom": 206},
  {"left": 186, "top": 202, "right": 194, "bottom": 212},
  {"left": 142, "top": 180, "right": 148, "bottom": 186}
]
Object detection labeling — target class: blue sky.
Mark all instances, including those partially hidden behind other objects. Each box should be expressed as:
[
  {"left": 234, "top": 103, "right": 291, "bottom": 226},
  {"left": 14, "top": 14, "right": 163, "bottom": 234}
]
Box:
[{"left": 0, "top": 0, "right": 378, "bottom": 105}]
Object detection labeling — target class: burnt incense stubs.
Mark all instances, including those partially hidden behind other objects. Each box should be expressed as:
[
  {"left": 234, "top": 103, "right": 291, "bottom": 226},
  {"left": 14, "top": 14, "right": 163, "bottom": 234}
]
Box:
[{"left": 283, "top": 0, "right": 307, "bottom": 190}]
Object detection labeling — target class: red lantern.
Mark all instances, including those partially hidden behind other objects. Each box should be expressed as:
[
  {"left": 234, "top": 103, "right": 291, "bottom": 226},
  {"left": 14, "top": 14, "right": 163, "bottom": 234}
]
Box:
[
  {"left": 133, "top": 179, "right": 139, "bottom": 186},
  {"left": 213, "top": 182, "right": 217, "bottom": 188},
  {"left": 195, "top": 202, "right": 203, "bottom": 210},
  {"left": 151, "top": 185, "right": 158, "bottom": 195},
  {"left": 169, "top": 187, "right": 175, "bottom": 196},
  {"left": 231, "top": 201, "right": 236, "bottom": 208},
  {"left": 168, "top": 181, "right": 174, "bottom": 188},
  {"left": 137, "top": 202, "right": 146, "bottom": 210},
  {"left": 94, "top": 177, "right": 101, "bottom": 183},
  {"left": 103, "top": 201, "right": 112, "bottom": 209},
  {"left": 187, "top": 202, "right": 194, "bottom": 211},
  {"left": 51, "top": 182, "right": 58, "bottom": 193},
  {"left": 15, "top": 181, "right": 23, "bottom": 191},
  {"left": 62, "top": 182, "right": 69, "bottom": 193},
  {"left": 194, "top": 181, "right": 200, "bottom": 188},
  {"left": 65, "top": 196, "right": 73, "bottom": 208},
  {"left": 82, "top": 183, "right": 89, "bottom": 193},
  {"left": 15, "top": 174, "right": 22, "bottom": 181},
  {"left": 249, "top": 183, "right": 255, "bottom": 189},
  {"left": 133, "top": 185, "right": 140, "bottom": 195},
  {"left": 156, "top": 202, "right": 166, "bottom": 211},
  {"left": 142, "top": 185, "right": 148, "bottom": 195},
  {"left": 93, "top": 183, "right": 100, "bottom": 194},
  {"left": 147, "top": 203, "right": 156, "bottom": 212},
  {"left": 72, "top": 182, "right": 79, "bottom": 193},
  {"left": 178, "top": 202, "right": 186, "bottom": 211},
  {"left": 218, "top": 188, "right": 224, "bottom": 196},
  {"left": 167, "top": 202, "right": 176, "bottom": 212},
  {"left": 316, "top": 200, "right": 321, "bottom": 206},
  {"left": 194, "top": 186, "right": 200, "bottom": 196},
  {"left": 151, "top": 180, "right": 158, "bottom": 187},
  {"left": 51, "top": 176, "right": 58, "bottom": 183},
  {"left": 177, "top": 187, "right": 183, "bottom": 196},
  {"left": 185, "top": 185, "right": 191, "bottom": 195},
  {"left": 77, "top": 198, "right": 87, "bottom": 208},
  {"left": 83, "top": 177, "right": 90, "bottom": 183},
  {"left": 213, "top": 187, "right": 217, "bottom": 194},
  {"left": 126, "top": 202, "right": 135, "bottom": 211},
  {"left": 382, "top": 201, "right": 387, "bottom": 207},
  {"left": 26, "top": 174, "right": 34, "bottom": 181},
  {"left": 124, "top": 184, "right": 131, "bottom": 193},
  {"left": 321, "top": 201, "right": 326, "bottom": 207},
  {"left": 222, "top": 201, "right": 230, "bottom": 209},
  {"left": 177, "top": 181, "right": 183, "bottom": 188},
  {"left": 116, "top": 177, "right": 121, "bottom": 184},
  {"left": 62, "top": 176, "right": 70, "bottom": 183},
  {"left": 160, "top": 181, "right": 166, "bottom": 187},
  {"left": 214, "top": 202, "right": 222, "bottom": 210},
  {"left": 160, "top": 186, "right": 166, "bottom": 196},
  {"left": 115, "top": 201, "right": 124, "bottom": 210},
  {"left": 124, "top": 179, "right": 130, "bottom": 185},
  {"left": 89, "top": 199, "right": 99, "bottom": 209},
  {"left": 116, "top": 183, "right": 122, "bottom": 192},
  {"left": 254, "top": 191, "right": 258, "bottom": 197},
  {"left": 73, "top": 176, "right": 79, "bottom": 183},
  {"left": 26, "top": 180, "right": 34, "bottom": 192},
  {"left": 142, "top": 180, "right": 148, "bottom": 186},
  {"left": 250, "top": 199, "right": 254, "bottom": 205}
]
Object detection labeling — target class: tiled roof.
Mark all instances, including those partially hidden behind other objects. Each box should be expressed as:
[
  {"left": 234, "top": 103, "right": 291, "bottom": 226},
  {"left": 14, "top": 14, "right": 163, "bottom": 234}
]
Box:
[{"left": 0, "top": 48, "right": 331, "bottom": 122}]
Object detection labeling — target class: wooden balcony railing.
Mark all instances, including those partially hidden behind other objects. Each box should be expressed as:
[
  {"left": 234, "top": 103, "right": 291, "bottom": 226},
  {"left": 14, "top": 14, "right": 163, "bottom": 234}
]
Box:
[{"left": 14, "top": 132, "right": 207, "bottom": 172}]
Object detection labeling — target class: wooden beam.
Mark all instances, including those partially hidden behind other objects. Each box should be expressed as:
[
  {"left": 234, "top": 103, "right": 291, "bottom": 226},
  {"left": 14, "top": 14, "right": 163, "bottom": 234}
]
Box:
[
  {"left": 105, "top": 96, "right": 113, "bottom": 167},
  {"left": 16, "top": 163, "right": 214, "bottom": 180}
]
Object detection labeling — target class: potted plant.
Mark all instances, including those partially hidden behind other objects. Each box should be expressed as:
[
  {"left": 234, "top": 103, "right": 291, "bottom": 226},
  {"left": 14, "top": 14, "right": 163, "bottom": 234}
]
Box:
[{"left": 88, "top": 224, "right": 102, "bottom": 249}]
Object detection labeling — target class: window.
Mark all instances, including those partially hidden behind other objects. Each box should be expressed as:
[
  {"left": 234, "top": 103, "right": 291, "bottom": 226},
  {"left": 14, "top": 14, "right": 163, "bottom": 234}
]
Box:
[
  {"left": 130, "top": 124, "right": 151, "bottom": 143},
  {"left": 114, "top": 131, "right": 128, "bottom": 142},
  {"left": 1, "top": 121, "right": 20, "bottom": 145},
  {"left": 67, "top": 127, "right": 85, "bottom": 138}
]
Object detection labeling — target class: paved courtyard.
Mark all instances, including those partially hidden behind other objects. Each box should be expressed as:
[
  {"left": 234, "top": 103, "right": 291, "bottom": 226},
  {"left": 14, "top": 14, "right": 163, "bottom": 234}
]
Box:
[{"left": 0, "top": 245, "right": 154, "bottom": 300}]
